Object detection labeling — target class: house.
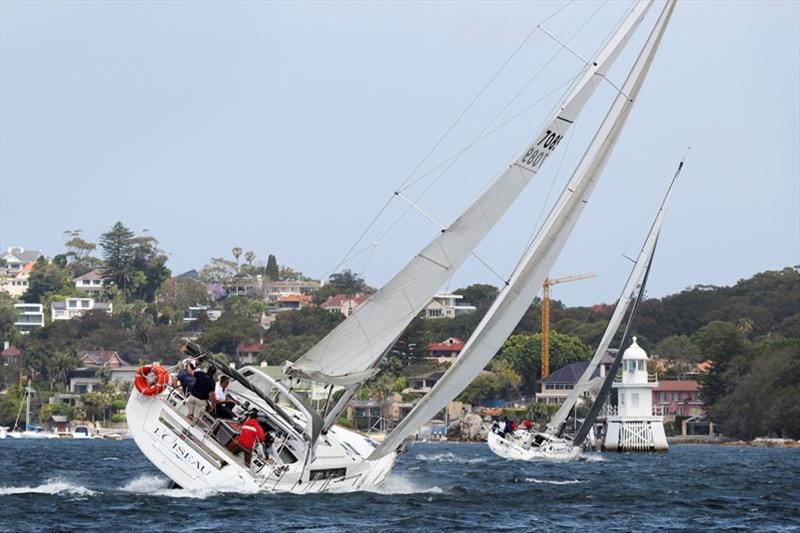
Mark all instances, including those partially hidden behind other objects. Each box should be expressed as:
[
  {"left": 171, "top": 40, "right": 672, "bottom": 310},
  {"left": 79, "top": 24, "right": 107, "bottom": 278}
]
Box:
[
  {"left": 426, "top": 337, "right": 465, "bottom": 363},
  {"left": 69, "top": 351, "right": 133, "bottom": 393},
  {"left": 423, "top": 293, "right": 476, "bottom": 319},
  {"left": 536, "top": 352, "right": 616, "bottom": 405},
  {"left": 236, "top": 342, "right": 264, "bottom": 364},
  {"left": 346, "top": 393, "right": 414, "bottom": 431},
  {"left": 0, "top": 262, "right": 34, "bottom": 298},
  {"left": 653, "top": 380, "right": 704, "bottom": 417},
  {"left": 405, "top": 371, "right": 446, "bottom": 394},
  {"left": 79, "top": 350, "right": 129, "bottom": 368},
  {"left": 183, "top": 305, "right": 222, "bottom": 323},
  {"left": 51, "top": 298, "right": 112, "bottom": 320},
  {"left": 14, "top": 303, "right": 44, "bottom": 334},
  {"left": 74, "top": 269, "right": 106, "bottom": 294},
  {"left": 1, "top": 247, "right": 43, "bottom": 273},
  {"left": 2, "top": 343, "right": 21, "bottom": 365},
  {"left": 321, "top": 293, "right": 371, "bottom": 317},
  {"left": 276, "top": 293, "right": 312, "bottom": 311},
  {"left": 265, "top": 280, "right": 321, "bottom": 300}
]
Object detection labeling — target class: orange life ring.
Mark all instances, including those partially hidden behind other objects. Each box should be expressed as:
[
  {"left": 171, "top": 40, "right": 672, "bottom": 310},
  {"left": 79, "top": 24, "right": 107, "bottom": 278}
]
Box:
[{"left": 134, "top": 364, "right": 170, "bottom": 396}]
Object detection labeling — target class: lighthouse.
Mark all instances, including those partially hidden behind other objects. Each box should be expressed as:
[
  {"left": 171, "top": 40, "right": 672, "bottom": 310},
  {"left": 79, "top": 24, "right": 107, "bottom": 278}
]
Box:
[{"left": 603, "top": 337, "right": 668, "bottom": 452}]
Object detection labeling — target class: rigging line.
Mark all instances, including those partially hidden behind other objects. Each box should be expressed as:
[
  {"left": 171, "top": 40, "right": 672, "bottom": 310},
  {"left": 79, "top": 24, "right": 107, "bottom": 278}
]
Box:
[
  {"left": 326, "top": 1, "right": 576, "bottom": 277},
  {"left": 359, "top": 241, "right": 379, "bottom": 280},
  {"left": 400, "top": 0, "right": 608, "bottom": 197}
]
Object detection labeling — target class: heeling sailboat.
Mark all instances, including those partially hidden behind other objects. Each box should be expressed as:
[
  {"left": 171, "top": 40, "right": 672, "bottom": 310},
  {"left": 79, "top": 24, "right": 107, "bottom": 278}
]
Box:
[
  {"left": 126, "top": 1, "right": 674, "bottom": 493},
  {"left": 487, "top": 157, "right": 685, "bottom": 461}
]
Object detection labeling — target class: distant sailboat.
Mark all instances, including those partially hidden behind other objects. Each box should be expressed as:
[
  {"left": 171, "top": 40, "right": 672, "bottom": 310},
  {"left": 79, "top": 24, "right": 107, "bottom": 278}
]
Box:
[
  {"left": 126, "top": 0, "right": 676, "bottom": 493},
  {"left": 488, "top": 157, "right": 685, "bottom": 461},
  {"left": 7, "top": 384, "right": 57, "bottom": 440}
]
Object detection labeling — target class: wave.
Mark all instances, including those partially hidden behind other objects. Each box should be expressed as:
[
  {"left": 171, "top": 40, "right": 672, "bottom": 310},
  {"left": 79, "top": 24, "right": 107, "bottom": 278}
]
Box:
[
  {"left": 414, "top": 452, "right": 486, "bottom": 464},
  {"left": 363, "top": 474, "right": 443, "bottom": 495},
  {"left": 0, "top": 478, "right": 96, "bottom": 497},
  {"left": 121, "top": 474, "right": 171, "bottom": 493},
  {"left": 579, "top": 453, "right": 607, "bottom": 462},
  {"left": 525, "top": 477, "right": 585, "bottom": 485}
]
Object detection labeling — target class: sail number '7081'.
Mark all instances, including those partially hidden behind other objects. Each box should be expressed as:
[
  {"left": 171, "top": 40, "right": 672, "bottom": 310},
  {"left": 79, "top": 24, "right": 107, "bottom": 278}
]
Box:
[{"left": 518, "top": 129, "right": 564, "bottom": 171}]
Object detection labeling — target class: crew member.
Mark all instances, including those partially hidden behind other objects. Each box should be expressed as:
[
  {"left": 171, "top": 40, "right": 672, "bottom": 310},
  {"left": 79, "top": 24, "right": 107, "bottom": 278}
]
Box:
[
  {"left": 227, "top": 409, "right": 266, "bottom": 468},
  {"left": 186, "top": 364, "right": 217, "bottom": 422}
]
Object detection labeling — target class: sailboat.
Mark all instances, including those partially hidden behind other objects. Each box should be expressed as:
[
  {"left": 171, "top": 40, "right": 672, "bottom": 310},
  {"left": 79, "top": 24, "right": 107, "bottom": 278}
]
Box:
[
  {"left": 126, "top": 0, "right": 676, "bottom": 493},
  {"left": 7, "top": 384, "right": 58, "bottom": 439},
  {"left": 487, "top": 157, "right": 685, "bottom": 461}
]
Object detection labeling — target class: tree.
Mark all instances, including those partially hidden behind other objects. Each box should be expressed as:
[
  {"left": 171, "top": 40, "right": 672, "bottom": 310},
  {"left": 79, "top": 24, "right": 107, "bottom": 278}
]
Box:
[
  {"left": 199, "top": 257, "right": 238, "bottom": 285},
  {"left": 454, "top": 284, "right": 498, "bottom": 310},
  {"left": 158, "top": 277, "right": 208, "bottom": 313},
  {"left": 265, "top": 254, "right": 279, "bottom": 280},
  {"left": 458, "top": 373, "right": 502, "bottom": 406},
  {"left": 692, "top": 321, "right": 749, "bottom": 406},
  {"left": 244, "top": 251, "right": 256, "bottom": 267},
  {"left": 231, "top": 247, "right": 242, "bottom": 265},
  {"left": 315, "top": 269, "right": 371, "bottom": 303},
  {"left": 23, "top": 262, "right": 72, "bottom": 304},
  {"left": 495, "top": 331, "right": 593, "bottom": 394},
  {"left": 100, "top": 222, "right": 136, "bottom": 295},
  {"left": 656, "top": 335, "right": 699, "bottom": 362}
]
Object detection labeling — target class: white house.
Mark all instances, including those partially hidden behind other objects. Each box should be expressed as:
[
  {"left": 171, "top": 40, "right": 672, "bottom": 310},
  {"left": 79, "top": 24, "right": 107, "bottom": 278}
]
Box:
[
  {"left": 265, "top": 279, "right": 321, "bottom": 300},
  {"left": 74, "top": 269, "right": 106, "bottom": 294},
  {"left": 14, "top": 303, "right": 44, "bottom": 334},
  {"left": 1, "top": 247, "right": 42, "bottom": 273},
  {"left": 321, "top": 293, "right": 371, "bottom": 317},
  {"left": 51, "top": 298, "right": 113, "bottom": 321},
  {"left": 0, "top": 262, "right": 34, "bottom": 299},
  {"left": 423, "top": 293, "right": 477, "bottom": 319},
  {"left": 183, "top": 305, "right": 222, "bottom": 323},
  {"left": 603, "top": 337, "right": 668, "bottom": 452}
]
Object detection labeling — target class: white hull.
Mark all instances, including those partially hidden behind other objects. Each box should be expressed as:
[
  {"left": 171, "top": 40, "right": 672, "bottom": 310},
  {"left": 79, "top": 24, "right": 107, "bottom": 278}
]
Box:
[
  {"left": 6, "top": 430, "right": 58, "bottom": 439},
  {"left": 487, "top": 431, "right": 580, "bottom": 461},
  {"left": 126, "top": 386, "right": 397, "bottom": 494}
]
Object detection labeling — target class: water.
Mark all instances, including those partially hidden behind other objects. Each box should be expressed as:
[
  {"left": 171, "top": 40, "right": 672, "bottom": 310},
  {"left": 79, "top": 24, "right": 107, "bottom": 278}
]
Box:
[{"left": 1, "top": 440, "right": 798, "bottom": 531}]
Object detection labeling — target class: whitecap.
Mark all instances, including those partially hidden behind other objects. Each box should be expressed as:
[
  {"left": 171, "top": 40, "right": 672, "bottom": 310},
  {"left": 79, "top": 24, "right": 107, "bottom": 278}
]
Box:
[
  {"left": 414, "top": 452, "right": 486, "bottom": 464},
  {"left": 363, "top": 474, "right": 443, "bottom": 495},
  {"left": 579, "top": 453, "right": 607, "bottom": 463},
  {"left": 525, "top": 477, "right": 585, "bottom": 485},
  {"left": 121, "top": 474, "right": 170, "bottom": 493},
  {"left": 0, "top": 478, "right": 96, "bottom": 497}
]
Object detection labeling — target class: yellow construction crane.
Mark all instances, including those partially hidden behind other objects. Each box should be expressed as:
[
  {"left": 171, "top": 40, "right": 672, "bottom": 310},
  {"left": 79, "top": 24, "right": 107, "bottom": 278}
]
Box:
[{"left": 541, "top": 272, "right": 596, "bottom": 378}]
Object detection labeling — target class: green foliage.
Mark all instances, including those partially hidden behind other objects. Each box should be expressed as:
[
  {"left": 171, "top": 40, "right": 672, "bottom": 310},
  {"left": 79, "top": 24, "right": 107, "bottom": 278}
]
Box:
[
  {"left": 157, "top": 277, "right": 208, "bottom": 314},
  {"left": 265, "top": 254, "right": 279, "bottom": 280},
  {"left": 111, "top": 413, "right": 127, "bottom": 423},
  {"left": 315, "top": 269, "right": 372, "bottom": 303},
  {"left": 199, "top": 257, "right": 239, "bottom": 285},
  {"left": 693, "top": 320, "right": 749, "bottom": 406},
  {"left": 453, "top": 284, "right": 498, "bottom": 310},
  {"left": 23, "top": 262, "right": 73, "bottom": 304},
  {"left": 656, "top": 335, "right": 700, "bottom": 362},
  {"left": 39, "top": 401, "right": 76, "bottom": 423},
  {"left": 494, "top": 331, "right": 592, "bottom": 394},
  {"left": 100, "top": 222, "right": 170, "bottom": 302}
]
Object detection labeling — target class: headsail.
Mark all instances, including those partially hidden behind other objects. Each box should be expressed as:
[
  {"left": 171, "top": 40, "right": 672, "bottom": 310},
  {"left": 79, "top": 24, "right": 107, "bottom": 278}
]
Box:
[
  {"left": 371, "top": 0, "right": 676, "bottom": 460},
  {"left": 286, "top": 1, "right": 654, "bottom": 386},
  {"left": 547, "top": 157, "right": 685, "bottom": 437}
]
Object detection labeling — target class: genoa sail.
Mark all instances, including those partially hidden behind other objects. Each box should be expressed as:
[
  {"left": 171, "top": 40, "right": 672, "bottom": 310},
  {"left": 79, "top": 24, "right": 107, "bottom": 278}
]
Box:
[
  {"left": 286, "top": 1, "right": 655, "bottom": 386},
  {"left": 371, "top": 0, "right": 676, "bottom": 460},
  {"left": 547, "top": 158, "right": 685, "bottom": 437}
]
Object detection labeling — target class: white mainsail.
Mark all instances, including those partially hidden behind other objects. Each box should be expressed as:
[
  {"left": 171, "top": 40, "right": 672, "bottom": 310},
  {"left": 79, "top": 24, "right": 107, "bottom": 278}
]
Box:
[
  {"left": 546, "top": 158, "right": 684, "bottom": 435},
  {"left": 371, "top": 0, "right": 676, "bottom": 460},
  {"left": 287, "top": 2, "right": 654, "bottom": 386}
]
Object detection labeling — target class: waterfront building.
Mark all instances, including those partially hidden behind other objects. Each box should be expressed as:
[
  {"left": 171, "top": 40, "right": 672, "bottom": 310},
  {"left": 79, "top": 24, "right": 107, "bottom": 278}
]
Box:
[
  {"left": 603, "top": 337, "right": 668, "bottom": 452},
  {"left": 14, "top": 303, "right": 44, "bottom": 334},
  {"left": 653, "top": 380, "right": 704, "bottom": 417},
  {"left": 404, "top": 371, "right": 445, "bottom": 394},
  {"left": 423, "top": 293, "right": 476, "bottom": 319},
  {"left": 536, "top": 351, "right": 615, "bottom": 405},
  {"left": 275, "top": 293, "right": 312, "bottom": 311},
  {"left": 321, "top": 293, "right": 371, "bottom": 317},
  {"left": 51, "top": 297, "right": 112, "bottom": 320},
  {"left": 236, "top": 342, "right": 264, "bottom": 364},
  {"left": 73, "top": 269, "right": 106, "bottom": 295},
  {"left": 264, "top": 279, "right": 321, "bottom": 300}
]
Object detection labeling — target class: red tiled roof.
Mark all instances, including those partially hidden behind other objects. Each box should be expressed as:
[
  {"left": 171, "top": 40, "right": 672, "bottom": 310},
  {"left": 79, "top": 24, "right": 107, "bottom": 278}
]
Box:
[
  {"left": 20, "top": 262, "right": 35, "bottom": 274},
  {"left": 321, "top": 293, "right": 371, "bottom": 308},
  {"left": 655, "top": 380, "right": 699, "bottom": 392},
  {"left": 279, "top": 294, "right": 312, "bottom": 303},
  {"left": 79, "top": 350, "right": 129, "bottom": 367},
  {"left": 427, "top": 337, "right": 465, "bottom": 352},
  {"left": 237, "top": 342, "right": 264, "bottom": 354},
  {"left": 1, "top": 345, "right": 21, "bottom": 357}
]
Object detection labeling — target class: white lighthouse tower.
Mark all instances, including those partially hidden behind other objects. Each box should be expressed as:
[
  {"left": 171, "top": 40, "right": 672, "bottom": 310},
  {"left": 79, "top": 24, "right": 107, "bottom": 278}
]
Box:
[{"left": 603, "top": 337, "right": 668, "bottom": 452}]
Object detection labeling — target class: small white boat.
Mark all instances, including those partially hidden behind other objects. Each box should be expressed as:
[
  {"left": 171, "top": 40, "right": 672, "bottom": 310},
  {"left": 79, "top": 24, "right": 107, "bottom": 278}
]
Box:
[
  {"left": 0, "top": 426, "right": 8, "bottom": 439},
  {"left": 488, "top": 430, "right": 580, "bottom": 461},
  {"left": 6, "top": 384, "right": 58, "bottom": 439},
  {"left": 71, "top": 425, "right": 97, "bottom": 439}
]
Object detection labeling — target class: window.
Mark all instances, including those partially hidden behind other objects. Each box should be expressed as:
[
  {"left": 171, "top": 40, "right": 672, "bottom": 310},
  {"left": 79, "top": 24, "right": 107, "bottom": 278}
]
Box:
[
  {"left": 620, "top": 393, "right": 625, "bottom": 406},
  {"left": 632, "top": 393, "right": 639, "bottom": 407},
  {"left": 428, "top": 309, "right": 442, "bottom": 317},
  {"left": 81, "top": 300, "right": 90, "bottom": 308},
  {"left": 68, "top": 300, "right": 77, "bottom": 308}
]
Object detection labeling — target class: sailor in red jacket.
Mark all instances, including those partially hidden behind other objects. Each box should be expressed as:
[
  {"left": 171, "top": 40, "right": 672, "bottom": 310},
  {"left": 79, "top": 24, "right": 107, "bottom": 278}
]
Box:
[{"left": 227, "top": 409, "right": 265, "bottom": 467}]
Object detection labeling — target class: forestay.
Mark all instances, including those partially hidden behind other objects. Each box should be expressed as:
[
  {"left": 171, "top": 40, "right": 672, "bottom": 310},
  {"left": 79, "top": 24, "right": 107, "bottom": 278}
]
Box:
[
  {"left": 371, "top": 0, "right": 676, "bottom": 460},
  {"left": 287, "top": 1, "right": 654, "bottom": 386},
  {"left": 547, "top": 158, "right": 683, "bottom": 436}
]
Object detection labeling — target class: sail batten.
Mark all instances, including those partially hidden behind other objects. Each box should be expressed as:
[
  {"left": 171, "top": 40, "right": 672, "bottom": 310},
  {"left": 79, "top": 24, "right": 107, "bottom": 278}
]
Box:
[
  {"left": 287, "top": 1, "right": 655, "bottom": 387},
  {"left": 370, "top": 0, "right": 676, "bottom": 460}
]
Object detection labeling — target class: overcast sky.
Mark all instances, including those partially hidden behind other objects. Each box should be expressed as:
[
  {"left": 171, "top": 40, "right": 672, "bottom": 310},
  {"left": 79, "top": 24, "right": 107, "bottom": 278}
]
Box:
[{"left": 1, "top": 1, "right": 798, "bottom": 306}]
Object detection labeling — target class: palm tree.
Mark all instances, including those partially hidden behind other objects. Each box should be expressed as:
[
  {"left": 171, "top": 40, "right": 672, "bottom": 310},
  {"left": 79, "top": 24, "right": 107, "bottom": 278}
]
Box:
[
  {"left": 231, "top": 247, "right": 242, "bottom": 265},
  {"left": 244, "top": 251, "right": 256, "bottom": 267}
]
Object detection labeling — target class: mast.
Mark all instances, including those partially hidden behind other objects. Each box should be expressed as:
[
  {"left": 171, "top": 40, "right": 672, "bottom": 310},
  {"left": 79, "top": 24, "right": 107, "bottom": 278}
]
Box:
[
  {"left": 548, "top": 157, "right": 685, "bottom": 436},
  {"left": 371, "top": 0, "right": 677, "bottom": 461},
  {"left": 286, "top": 1, "right": 655, "bottom": 387}
]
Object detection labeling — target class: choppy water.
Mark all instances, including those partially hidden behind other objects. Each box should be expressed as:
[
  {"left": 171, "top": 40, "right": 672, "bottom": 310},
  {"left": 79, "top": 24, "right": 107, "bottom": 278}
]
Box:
[{"left": 0, "top": 439, "right": 798, "bottom": 531}]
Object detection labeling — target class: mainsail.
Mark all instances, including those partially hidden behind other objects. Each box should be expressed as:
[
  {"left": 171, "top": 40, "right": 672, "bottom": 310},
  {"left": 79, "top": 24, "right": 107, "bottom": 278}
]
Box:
[
  {"left": 371, "top": 0, "right": 676, "bottom": 460},
  {"left": 547, "top": 158, "right": 684, "bottom": 437},
  {"left": 286, "top": 2, "right": 654, "bottom": 386}
]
